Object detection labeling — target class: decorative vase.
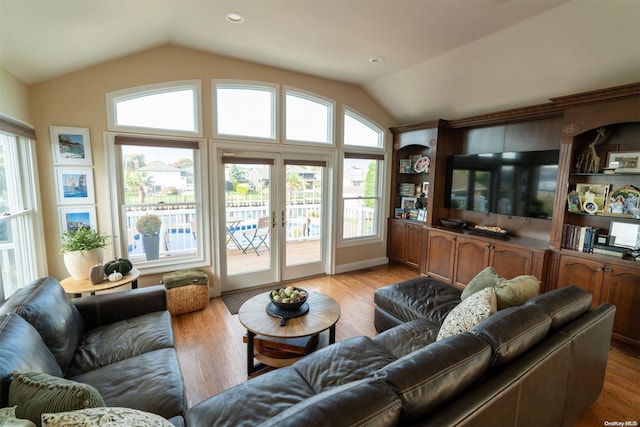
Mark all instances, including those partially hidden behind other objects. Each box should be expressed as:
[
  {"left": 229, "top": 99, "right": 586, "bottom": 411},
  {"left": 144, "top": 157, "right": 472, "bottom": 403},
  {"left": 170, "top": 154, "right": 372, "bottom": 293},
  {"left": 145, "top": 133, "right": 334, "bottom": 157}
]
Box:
[
  {"left": 142, "top": 234, "right": 160, "bottom": 261},
  {"left": 63, "top": 247, "right": 104, "bottom": 280}
]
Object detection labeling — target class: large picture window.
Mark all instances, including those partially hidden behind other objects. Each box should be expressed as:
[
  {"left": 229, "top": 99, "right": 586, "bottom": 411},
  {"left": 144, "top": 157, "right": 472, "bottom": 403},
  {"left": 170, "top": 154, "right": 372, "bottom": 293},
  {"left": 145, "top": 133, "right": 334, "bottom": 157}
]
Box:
[
  {"left": 0, "top": 119, "right": 46, "bottom": 300},
  {"left": 340, "top": 109, "right": 385, "bottom": 243},
  {"left": 285, "top": 89, "right": 333, "bottom": 144},
  {"left": 214, "top": 83, "right": 277, "bottom": 140},
  {"left": 106, "top": 135, "right": 208, "bottom": 271},
  {"left": 107, "top": 81, "right": 202, "bottom": 137}
]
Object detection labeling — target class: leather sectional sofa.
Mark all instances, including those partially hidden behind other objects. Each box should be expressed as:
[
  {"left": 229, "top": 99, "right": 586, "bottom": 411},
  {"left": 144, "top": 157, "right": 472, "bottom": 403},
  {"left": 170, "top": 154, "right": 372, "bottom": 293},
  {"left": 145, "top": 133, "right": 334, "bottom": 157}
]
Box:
[
  {"left": 0, "top": 277, "right": 186, "bottom": 426},
  {"left": 187, "top": 277, "right": 615, "bottom": 426}
]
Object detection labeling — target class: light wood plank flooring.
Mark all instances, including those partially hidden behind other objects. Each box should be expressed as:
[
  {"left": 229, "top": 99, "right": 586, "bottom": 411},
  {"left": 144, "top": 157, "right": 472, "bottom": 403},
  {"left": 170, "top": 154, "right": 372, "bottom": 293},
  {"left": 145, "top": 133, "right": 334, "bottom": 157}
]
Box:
[{"left": 171, "top": 264, "right": 640, "bottom": 424}]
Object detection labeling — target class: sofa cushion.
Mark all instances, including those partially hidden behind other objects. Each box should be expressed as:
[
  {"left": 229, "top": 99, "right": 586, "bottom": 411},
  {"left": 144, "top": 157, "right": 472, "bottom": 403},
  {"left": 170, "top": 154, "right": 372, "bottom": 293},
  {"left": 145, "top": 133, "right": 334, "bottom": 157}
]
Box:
[
  {"left": 524, "top": 286, "right": 593, "bottom": 329},
  {"left": 66, "top": 311, "right": 174, "bottom": 377},
  {"left": 70, "top": 348, "right": 185, "bottom": 421},
  {"left": 262, "top": 378, "right": 402, "bottom": 427},
  {"left": 0, "top": 277, "right": 83, "bottom": 372},
  {"left": 374, "top": 333, "right": 491, "bottom": 423},
  {"left": 0, "top": 406, "right": 35, "bottom": 426},
  {"left": 461, "top": 266, "right": 501, "bottom": 300},
  {"left": 186, "top": 366, "right": 314, "bottom": 427},
  {"left": 0, "top": 314, "right": 62, "bottom": 408},
  {"left": 471, "top": 305, "right": 552, "bottom": 369},
  {"left": 372, "top": 319, "right": 439, "bottom": 359},
  {"left": 293, "top": 336, "right": 396, "bottom": 393},
  {"left": 437, "top": 287, "right": 497, "bottom": 341},
  {"left": 494, "top": 275, "right": 540, "bottom": 310},
  {"left": 41, "top": 407, "right": 173, "bottom": 427},
  {"left": 374, "top": 277, "right": 461, "bottom": 326},
  {"left": 9, "top": 372, "right": 104, "bottom": 427}
]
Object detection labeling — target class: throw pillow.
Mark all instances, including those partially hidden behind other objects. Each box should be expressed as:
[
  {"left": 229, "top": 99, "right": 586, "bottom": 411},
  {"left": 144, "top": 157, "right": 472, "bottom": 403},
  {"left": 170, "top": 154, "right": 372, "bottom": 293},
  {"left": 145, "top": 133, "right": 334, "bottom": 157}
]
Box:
[
  {"left": 437, "top": 287, "right": 497, "bottom": 341},
  {"left": 461, "top": 266, "right": 501, "bottom": 300},
  {"left": 8, "top": 372, "right": 105, "bottom": 427},
  {"left": 41, "top": 407, "right": 173, "bottom": 427},
  {"left": 0, "top": 406, "right": 36, "bottom": 426},
  {"left": 494, "top": 275, "right": 540, "bottom": 310}
]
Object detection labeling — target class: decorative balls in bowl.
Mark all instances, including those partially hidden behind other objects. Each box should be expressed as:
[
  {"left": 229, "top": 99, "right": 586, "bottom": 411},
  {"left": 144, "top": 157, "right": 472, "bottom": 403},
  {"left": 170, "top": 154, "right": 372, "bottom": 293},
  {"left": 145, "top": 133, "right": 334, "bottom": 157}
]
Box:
[{"left": 269, "top": 286, "right": 308, "bottom": 311}]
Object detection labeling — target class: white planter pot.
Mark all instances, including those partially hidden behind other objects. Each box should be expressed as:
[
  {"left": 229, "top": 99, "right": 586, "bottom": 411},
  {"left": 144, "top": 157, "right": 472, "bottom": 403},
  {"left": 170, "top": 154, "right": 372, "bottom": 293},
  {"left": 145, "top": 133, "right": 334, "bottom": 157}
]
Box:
[{"left": 63, "top": 248, "right": 104, "bottom": 280}]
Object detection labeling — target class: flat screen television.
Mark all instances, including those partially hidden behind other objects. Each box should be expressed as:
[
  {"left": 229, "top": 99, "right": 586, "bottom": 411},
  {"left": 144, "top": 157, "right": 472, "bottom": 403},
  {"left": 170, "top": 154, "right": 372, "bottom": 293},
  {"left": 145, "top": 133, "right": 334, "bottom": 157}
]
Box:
[{"left": 445, "top": 150, "right": 560, "bottom": 220}]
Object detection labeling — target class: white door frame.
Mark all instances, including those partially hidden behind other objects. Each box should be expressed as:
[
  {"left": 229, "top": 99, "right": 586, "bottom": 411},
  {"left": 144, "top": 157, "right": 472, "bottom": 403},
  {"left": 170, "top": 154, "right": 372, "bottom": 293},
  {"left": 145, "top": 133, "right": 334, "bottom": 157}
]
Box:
[{"left": 213, "top": 143, "right": 334, "bottom": 292}]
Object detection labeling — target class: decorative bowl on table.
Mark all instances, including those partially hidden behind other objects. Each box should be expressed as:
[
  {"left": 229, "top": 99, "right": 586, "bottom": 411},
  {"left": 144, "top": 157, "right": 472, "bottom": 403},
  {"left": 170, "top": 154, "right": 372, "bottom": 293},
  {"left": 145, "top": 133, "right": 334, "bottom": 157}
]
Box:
[
  {"left": 269, "top": 287, "right": 308, "bottom": 311},
  {"left": 439, "top": 218, "right": 466, "bottom": 229}
]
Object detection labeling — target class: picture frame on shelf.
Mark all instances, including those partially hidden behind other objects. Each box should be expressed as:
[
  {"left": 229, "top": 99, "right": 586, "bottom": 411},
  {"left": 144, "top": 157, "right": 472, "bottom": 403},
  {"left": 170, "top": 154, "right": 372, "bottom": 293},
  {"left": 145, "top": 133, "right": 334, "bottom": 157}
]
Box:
[
  {"left": 58, "top": 206, "right": 97, "bottom": 234},
  {"left": 399, "top": 159, "right": 412, "bottom": 174},
  {"left": 50, "top": 126, "right": 92, "bottom": 166},
  {"left": 55, "top": 167, "right": 95, "bottom": 205},
  {"left": 606, "top": 186, "right": 640, "bottom": 217},
  {"left": 567, "top": 191, "right": 582, "bottom": 212},
  {"left": 417, "top": 209, "right": 427, "bottom": 222},
  {"left": 421, "top": 181, "right": 429, "bottom": 198},
  {"left": 608, "top": 219, "right": 640, "bottom": 250},
  {"left": 394, "top": 208, "right": 404, "bottom": 219},
  {"left": 575, "top": 183, "right": 609, "bottom": 213},
  {"left": 606, "top": 151, "right": 640, "bottom": 173},
  {"left": 401, "top": 197, "right": 417, "bottom": 210}
]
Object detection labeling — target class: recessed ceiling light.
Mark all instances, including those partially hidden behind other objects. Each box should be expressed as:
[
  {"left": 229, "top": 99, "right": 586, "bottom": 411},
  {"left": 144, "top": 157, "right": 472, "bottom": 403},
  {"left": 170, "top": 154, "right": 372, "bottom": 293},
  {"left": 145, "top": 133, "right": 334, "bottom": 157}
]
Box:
[
  {"left": 369, "top": 56, "right": 385, "bottom": 64},
  {"left": 225, "top": 12, "right": 245, "bottom": 24}
]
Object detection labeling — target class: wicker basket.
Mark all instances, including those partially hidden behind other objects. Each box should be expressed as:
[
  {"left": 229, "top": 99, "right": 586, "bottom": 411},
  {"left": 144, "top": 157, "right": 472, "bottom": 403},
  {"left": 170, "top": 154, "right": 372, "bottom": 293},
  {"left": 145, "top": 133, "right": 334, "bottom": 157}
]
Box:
[{"left": 163, "top": 269, "right": 209, "bottom": 316}]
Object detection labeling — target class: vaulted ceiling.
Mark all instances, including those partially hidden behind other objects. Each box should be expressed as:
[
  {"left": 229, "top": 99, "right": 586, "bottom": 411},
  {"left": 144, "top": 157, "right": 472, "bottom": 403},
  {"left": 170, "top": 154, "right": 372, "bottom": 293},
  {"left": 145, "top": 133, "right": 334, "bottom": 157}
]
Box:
[{"left": 1, "top": 0, "right": 638, "bottom": 124}]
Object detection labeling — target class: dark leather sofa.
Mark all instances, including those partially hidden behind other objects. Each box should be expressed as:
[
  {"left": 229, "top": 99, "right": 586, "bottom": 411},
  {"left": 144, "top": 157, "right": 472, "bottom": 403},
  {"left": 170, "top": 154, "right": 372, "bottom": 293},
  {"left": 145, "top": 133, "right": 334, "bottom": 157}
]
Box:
[
  {"left": 0, "top": 277, "right": 186, "bottom": 426},
  {"left": 187, "top": 278, "right": 615, "bottom": 427}
]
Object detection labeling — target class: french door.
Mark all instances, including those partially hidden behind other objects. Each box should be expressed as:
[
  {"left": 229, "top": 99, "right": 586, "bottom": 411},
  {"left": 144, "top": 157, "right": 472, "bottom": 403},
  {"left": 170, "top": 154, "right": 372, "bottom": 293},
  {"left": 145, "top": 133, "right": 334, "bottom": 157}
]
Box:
[{"left": 219, "top": 150, "right": 328, "bottom": 291}]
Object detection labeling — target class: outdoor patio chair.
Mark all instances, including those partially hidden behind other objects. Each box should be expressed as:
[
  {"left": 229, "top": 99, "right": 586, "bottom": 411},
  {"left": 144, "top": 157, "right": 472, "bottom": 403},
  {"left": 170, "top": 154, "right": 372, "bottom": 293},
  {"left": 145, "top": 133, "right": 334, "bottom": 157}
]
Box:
[{"left": 242, "top": 216, "right": 270, "bottom": 255}]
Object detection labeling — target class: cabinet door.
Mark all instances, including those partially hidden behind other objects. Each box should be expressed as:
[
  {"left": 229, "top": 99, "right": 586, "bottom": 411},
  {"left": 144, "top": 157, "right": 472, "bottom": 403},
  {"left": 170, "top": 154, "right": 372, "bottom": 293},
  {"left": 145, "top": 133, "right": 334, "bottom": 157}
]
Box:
[
  {"left": 557, "top": 255, "right": 604, "bottom": 306},
  {"left": 601, "top": 264, "right": 640, "bottom": 348},
  {"left": 404, "top": 223, "right": 424, "bottom": 269},
  {"left": 425, "top": 230, "right": 457, "bottom": 284},
  {"left": 453, "top": 236, "right": 491, "bottom": 289},
  {"left": 490, "top": 243, "right": 533, "bottom": 279},
  {"left": 388, "top": 220, "right": 406, "bottom": 263}
]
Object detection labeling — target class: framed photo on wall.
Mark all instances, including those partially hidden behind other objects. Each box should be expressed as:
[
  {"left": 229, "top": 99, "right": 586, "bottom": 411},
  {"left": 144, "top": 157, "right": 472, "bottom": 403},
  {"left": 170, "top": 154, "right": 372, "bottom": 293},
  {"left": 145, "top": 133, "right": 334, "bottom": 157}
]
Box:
[
  {"left": 58, "top": 206, "right": 97, "bottom": 234},
  {"left": 50, "top": 126, "right": 92, "bottom": 166},
  {"left": 55, "top": 167, "right": 95, "bottom": 205}
]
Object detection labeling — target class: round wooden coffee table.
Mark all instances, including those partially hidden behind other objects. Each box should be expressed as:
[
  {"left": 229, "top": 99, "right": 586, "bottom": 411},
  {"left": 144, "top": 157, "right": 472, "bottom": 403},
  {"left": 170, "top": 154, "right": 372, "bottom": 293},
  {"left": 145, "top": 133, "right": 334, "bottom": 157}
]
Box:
[{"left": 238, "top": 291, "right": 341, "bottom": 376}]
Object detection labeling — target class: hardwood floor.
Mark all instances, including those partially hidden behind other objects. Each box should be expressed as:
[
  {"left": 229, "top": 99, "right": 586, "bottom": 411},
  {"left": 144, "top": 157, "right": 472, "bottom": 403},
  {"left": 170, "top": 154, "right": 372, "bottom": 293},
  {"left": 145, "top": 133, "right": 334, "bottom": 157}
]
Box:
[{"left": 171, "top": 264, "right": 640, "bottom": 423}]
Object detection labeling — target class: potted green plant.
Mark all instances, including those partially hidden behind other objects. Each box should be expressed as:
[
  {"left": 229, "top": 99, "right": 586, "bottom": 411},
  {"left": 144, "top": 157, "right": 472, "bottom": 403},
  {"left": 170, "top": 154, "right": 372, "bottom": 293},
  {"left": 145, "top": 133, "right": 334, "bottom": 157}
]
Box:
[
  {"left": 60, "top": 227, "right": 110, "bottom": 280},
  {"left": 136, "top": 214, "right": 162, "bottom": 260}
]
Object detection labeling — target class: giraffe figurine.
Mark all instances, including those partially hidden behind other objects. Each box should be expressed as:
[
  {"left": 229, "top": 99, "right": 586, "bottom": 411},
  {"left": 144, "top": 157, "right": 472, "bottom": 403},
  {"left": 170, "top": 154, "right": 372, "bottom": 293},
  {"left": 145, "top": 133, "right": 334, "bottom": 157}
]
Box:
[{"left": 576, "top": 127, "right": 606, "bottom": 173}]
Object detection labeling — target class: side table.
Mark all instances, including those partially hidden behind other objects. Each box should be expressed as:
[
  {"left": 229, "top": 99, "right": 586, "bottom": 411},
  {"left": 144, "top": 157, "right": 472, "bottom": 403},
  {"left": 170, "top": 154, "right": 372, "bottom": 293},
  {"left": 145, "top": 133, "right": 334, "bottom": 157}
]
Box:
[{"left": 60, "top": 268, "right": 140, "bottom": 297}]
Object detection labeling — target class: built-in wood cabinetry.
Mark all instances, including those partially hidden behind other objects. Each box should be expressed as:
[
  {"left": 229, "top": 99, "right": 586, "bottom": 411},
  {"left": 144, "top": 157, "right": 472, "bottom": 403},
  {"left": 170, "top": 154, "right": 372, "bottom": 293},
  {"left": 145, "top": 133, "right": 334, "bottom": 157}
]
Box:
[
  {"left": 556, "top": 254, "right": 640, "bottom": 349},
  {"left": 424, "top": 229, "right": 456, "bottom": 282},
  {"left": 388, "top": 219, "right": 426, "bottom": 270},
  {"left": 547, "top": 84, "right": 640, "bottom": 350},
  {"left": 425, "top": 229, "right": 547, "bottom": 291},
  {"left": 389, "top": 82, "right": 640, "bottom": 349}
]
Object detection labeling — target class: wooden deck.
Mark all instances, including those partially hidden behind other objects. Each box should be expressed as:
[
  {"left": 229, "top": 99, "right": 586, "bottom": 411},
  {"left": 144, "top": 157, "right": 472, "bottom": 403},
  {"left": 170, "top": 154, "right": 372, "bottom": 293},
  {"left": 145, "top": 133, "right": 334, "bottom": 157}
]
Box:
[{"left": 226, "top": 238, "right": 321, "bottom": 276}]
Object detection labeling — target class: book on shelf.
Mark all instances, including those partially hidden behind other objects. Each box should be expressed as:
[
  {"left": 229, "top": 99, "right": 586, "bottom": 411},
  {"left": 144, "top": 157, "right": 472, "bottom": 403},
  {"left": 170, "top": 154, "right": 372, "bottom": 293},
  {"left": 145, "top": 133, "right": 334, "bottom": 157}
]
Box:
[
  {"left": 561, "top": 224, "right": 598, "bottom": 253},
  {"left": 591, "top": 243, "right": 636, "bottom": 258}
]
